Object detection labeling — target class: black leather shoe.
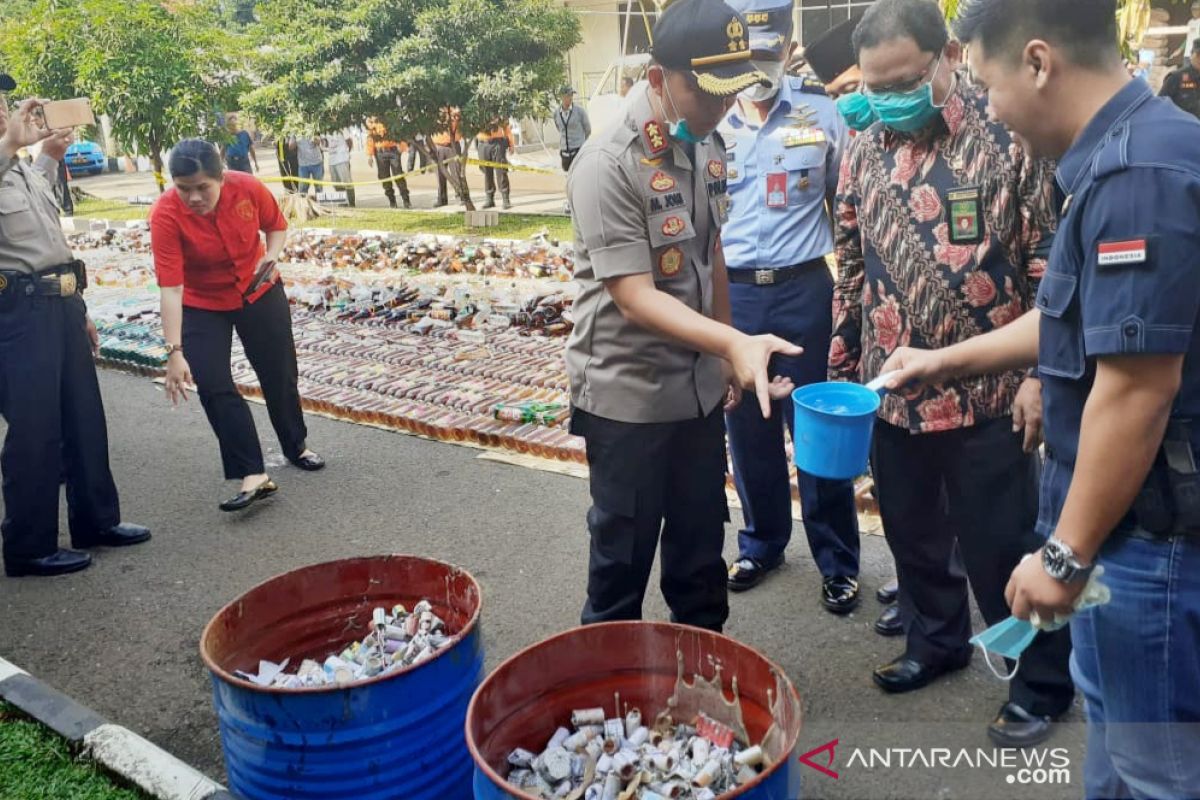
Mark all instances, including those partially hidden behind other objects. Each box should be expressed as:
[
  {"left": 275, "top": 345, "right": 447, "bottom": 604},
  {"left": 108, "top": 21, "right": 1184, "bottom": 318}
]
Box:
[
  {"left": 873, "top": 649, "right": 972, "bottom": 694},
  {"left": 822, "top": 576, "right": 860, "bottom": 614},
  {"left": 727, "top": 555, "right": 783, "bottom": 593},
  {"left": 876, "top": 577, "right": 899, "bottom": 604},
  {"left": 987, "top": 702, "right": 1055, "bottom": 748},
  {"left": 219, "top": 480, "right": 278, "bottom": 512},
  {"left": 5, "top": 548, "right": 92, "bottom": 577},
  {"left": 74, "top": 522, "right": 151, "bottom": 549},
  {"left": 875, "top": 604, "right": 904, "bottom": 636},
  {"left": 289, "top": 452, "right": 326, "bottom": 471}
]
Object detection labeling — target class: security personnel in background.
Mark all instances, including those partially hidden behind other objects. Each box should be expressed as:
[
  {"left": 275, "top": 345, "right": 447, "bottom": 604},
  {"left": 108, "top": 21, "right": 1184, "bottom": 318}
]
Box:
[
  {"left": 365, "top": 118, "right": 411, "bottom": 209},
  {"left": 566, "top": 0, "right": 800, "bottom": 632},
  {"left": 892, "top": 0, "right": 1200, "bottom": 790},
  {"left": 431, "top": 107, "right": 465, "bottom": 208},
  {"left": 0, "top": 80, "right": 150, "bottom": 578},
  {"left": 1160, "top": 39, "right": 1200, "bottom": 120},
  {"left": 717, "top": 0, "right": 863, "bottom": 615},
  {"left": 474, "top": 118, "right": 515, "bottom": 210}
]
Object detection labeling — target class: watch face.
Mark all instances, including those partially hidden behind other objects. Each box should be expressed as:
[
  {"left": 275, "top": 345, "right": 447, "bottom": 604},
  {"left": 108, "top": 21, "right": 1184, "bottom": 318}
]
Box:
[{"left": 1043, "top": 543, "right": 1069, "bottom": 578}]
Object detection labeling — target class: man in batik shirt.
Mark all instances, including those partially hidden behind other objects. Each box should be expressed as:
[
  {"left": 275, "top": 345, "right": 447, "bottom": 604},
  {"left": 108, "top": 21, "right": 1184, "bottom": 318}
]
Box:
[{"left": 829, "top": 0, "right": 1072, "bottom": 747}]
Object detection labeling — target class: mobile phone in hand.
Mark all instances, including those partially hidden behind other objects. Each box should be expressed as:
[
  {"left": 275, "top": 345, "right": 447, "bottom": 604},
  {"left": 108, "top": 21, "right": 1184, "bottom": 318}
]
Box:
[
  {"left": 246, "top": 259, "right": 276, "bottom": 295},
  {"left": 41, "top": 98, "right": 96, "bottom": 129}
]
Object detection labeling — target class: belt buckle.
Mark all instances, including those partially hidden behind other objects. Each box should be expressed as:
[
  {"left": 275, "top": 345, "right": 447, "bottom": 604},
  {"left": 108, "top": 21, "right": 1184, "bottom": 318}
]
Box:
[
  {"left": 754, "top": 269, "right": 774, "bottom": 286},
  {"left": 59, "top": 273, "right": 77, "bottom": 297}
]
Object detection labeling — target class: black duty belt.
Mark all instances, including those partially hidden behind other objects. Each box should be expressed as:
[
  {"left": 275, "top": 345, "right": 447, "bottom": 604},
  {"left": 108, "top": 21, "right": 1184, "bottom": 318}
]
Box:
[
  {"left": 727, "top": 258, "right": 827, "bottom": 286},
  {"left": 0, "top": 261, "right": 86, "bottom": 299}
]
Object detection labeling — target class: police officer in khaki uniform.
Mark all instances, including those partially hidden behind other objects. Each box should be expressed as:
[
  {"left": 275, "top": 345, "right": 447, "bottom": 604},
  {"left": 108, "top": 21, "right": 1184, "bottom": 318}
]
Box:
[
  {"left": 0, "top": 79, "right": 150, "bottom": 578},
  {"left": 566, "top": 0, "right": 801, "bottom": 632}
]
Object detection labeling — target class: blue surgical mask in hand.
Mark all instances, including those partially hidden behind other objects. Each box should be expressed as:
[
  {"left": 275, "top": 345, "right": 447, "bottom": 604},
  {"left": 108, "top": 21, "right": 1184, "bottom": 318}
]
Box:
[{"left": 836, "top": 92, "right": 878, "bottom": 131}]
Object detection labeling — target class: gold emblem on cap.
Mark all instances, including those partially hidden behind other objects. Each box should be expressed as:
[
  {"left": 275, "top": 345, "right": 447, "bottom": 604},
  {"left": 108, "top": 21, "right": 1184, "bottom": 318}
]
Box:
[{"left": 726, "top": 18, "right": 747, "bottom": 53}]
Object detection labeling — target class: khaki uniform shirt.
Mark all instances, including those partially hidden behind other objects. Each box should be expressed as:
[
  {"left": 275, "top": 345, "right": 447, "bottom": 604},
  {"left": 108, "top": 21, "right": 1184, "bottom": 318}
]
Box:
[
  {"left": 0, "top": 155, "right": 73, "bottom": 274},
  {"left": 565, "top": 87, "right": 732, "bottom": 424}
]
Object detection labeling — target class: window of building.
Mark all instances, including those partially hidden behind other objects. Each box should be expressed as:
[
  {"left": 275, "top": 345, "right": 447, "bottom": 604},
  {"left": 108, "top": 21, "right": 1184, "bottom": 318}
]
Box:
[{"left": 800, "top": 0, "right": 875, "bottom": 46}]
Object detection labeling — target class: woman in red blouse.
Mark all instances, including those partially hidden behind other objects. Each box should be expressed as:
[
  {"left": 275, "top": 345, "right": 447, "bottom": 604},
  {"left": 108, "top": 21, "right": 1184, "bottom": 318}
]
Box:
[{"left": 150, "top": 139, "right": 324, "bottom": 512}]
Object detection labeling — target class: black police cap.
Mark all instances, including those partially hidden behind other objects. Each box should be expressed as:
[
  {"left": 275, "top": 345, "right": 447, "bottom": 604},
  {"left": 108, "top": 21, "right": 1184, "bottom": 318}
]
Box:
[
  {"left": 650, "top": 0, "right": 768, "bottom": 96},
  {"left": 804, "top": 14, "right": 861, "bottom": 85}
]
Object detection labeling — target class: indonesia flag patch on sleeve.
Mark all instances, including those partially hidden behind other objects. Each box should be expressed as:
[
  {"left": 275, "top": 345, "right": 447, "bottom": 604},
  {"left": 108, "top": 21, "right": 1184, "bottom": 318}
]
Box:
[{"left": 1097, "top": 239, "right": 1148, "bottom": 266}]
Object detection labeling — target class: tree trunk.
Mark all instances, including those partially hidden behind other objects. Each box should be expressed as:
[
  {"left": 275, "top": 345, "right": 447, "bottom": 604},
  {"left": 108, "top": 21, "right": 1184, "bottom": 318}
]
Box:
[
  {"left": 456, "top": 148, "right": 475, "bottom": 212},
  {"left": 150, "top": 141, "right": 165, "bottom": 193},
  {"left": 425, "top": 138, "right": 476, "bottom": 212}
]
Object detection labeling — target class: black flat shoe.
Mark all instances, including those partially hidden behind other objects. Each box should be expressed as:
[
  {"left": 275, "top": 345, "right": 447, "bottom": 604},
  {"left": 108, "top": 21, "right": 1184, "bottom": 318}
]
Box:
[
  {"left": 822, "top": 575, "right": 861, "bottom": 614},
  {"left": 288, "top": 452, "right": 325, "bottom": 471},
  {"left": 874, "top": 603, "right": 904, "bottom": 637},
  {"left": 873, "top": 649, "right": 973, "bottom": 694},
  {"left": 876, "top": 577, "right": 899, "bottom": 604},
  {"left": 727, "top": 555, "right": 784, "bottom": 593},
  {"left": 987, "top": 702, "right": 1055, "bottom": 748},
  {"left": 5, "top": 548, "right": 92, "bottom": 577},
  {"left": 220, "top": 480, "right": 278, "bottom": 512},
  {"left": 73, "top": 522, "right": 151, "bottom": 549}
]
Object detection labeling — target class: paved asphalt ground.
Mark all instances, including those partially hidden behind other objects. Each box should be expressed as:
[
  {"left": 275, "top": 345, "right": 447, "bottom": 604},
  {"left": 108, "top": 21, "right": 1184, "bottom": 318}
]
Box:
[{"left": 0, "top": 369, "right": 1087, "bottom": 799}]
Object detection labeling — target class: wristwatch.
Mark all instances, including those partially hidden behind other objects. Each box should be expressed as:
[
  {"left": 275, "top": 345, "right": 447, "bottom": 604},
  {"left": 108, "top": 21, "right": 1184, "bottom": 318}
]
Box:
[
  {"left": 1042, "top": 536, "right": 1094, "bottom": 584},
  {"left": 165, "top": 343, "right": 184, "bottom": 357}
]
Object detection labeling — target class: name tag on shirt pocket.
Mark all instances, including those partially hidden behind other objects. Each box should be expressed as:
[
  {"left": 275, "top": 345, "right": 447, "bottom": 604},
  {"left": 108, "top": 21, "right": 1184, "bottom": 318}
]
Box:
[
  {"left": 0, "top": 189, "right": 38, "bottom": 242},
  {"left": 1035, "top": 269, "right": 1085, "bottom": 379}
]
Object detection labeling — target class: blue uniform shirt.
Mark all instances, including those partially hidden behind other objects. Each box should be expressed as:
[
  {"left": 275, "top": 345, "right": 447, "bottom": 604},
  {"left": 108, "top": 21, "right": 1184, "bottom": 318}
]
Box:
[
  {"left": 718, "top": 75, "right": 847, "bottom": 270},
  {"left": 1037, "top": 79, "right": 1200, "bottom": 537}
]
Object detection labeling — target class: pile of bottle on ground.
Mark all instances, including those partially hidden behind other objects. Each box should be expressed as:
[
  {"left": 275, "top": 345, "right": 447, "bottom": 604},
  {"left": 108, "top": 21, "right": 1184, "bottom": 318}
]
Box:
[
  {"left": 235, "top": 601, "right": 453, "bottom": 689},
  {"left": 507, "top": 708, "right": 768, "bottom": 799}
]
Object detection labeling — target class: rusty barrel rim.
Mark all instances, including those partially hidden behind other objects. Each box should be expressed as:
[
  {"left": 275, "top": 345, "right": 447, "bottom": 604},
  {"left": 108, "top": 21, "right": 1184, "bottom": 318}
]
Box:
[
  {"left": 464, "top": 620, "right": 803, "bottom": 800},
  {"left": 200, "top": 553, "right": 483, "bottom": 695}
]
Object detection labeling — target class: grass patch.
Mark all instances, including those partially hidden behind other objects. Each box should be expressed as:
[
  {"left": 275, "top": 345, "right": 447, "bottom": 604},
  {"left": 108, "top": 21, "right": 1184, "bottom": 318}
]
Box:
[
  {"left": 72, "top": 197, "right": 575, "bottom": 241},
  {"left": 0, "top": 702, "right": 151, "bottom": 800}
]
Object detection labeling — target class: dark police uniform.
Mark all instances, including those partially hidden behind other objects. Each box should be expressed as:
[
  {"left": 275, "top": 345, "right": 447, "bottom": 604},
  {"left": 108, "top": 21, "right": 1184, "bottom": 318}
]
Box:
[
  {"left": 565, "top": 0, "right": 765, "bottom": 632},
  {"left": 719, "top": 0, "right": 860, "bottom": 600},
  {"left": 1037, "top": 78, "right": 1200, "bottom": 795},
  {"left": 0, "top": 136, "right": 146, "bottom": 577},
  {"left": 1159, "top": 61, "right": 1200, "bottom": 120}
]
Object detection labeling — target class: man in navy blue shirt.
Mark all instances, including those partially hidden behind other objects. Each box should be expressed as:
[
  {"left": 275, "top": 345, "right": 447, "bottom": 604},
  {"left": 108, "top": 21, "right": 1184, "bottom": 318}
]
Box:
[{"left": 887, "top": 0, "right": 1200, "bottom": 793}]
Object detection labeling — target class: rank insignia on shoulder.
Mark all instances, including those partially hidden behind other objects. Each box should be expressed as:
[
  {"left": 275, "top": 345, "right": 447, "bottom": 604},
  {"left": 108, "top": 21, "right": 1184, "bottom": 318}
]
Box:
[
  {"left": 643, "top": 121, "right": 669, "bottom": 155},
  {"left": 707, "top": 159, "right": 725, "bottom": 180},
  {"left": 650, "top": 171, "right": 677, "bottom": 192},
  {"left": 661, "top": 216, "right": 686, "bottom": 237},
  {"left": 659, "top": 246, "right": 684, "bottom": 276},
  {"left": 800, "top": 76, "right": 828, "bottom": 95},
  {"left": 1097, "top": 239, "right": 1148, "bottom": 266}
]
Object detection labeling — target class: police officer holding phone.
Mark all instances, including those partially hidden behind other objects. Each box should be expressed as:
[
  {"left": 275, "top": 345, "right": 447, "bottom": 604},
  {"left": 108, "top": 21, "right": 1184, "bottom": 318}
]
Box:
[{"left": 0, "top": 77, "right": 150, "bottom": 578}]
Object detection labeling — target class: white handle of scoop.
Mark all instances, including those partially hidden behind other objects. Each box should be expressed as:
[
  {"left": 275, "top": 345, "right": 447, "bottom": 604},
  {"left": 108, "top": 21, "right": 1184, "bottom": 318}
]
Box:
[{"left": 866, "top": 371, "right": 900, "bottom": 394}]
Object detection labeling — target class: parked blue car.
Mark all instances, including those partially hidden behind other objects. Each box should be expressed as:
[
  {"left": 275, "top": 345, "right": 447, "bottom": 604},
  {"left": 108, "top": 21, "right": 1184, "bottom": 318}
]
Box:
[{"left": 64, "top": 141, "right": 105, "bottom": 176}]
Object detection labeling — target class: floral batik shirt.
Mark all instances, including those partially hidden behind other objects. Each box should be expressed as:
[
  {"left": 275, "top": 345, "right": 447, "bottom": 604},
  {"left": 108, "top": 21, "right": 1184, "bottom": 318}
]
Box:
[{"left": 829, "top": 78, "right": 1057, "bottom": 433}]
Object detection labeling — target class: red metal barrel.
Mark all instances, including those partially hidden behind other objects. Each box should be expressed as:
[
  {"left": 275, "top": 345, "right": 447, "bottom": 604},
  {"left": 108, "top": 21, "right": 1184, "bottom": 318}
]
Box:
[{"left": 466, "top": 621, "right": 803, "bottom": 799}]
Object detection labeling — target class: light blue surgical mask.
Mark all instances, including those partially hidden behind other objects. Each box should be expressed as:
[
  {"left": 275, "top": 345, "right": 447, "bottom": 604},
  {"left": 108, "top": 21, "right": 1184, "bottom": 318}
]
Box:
[
  {"left": 836, "top": 92, "right": 878, "bottom": 131},
  {"left": 970, "top": 616, "right": 1038, "bottom": 681},
  {"left": 864, "top": 52, "right": 944, "bottom": 133},
  {"left": 662, "top": 77, "right": 706, "bottom": 145}
]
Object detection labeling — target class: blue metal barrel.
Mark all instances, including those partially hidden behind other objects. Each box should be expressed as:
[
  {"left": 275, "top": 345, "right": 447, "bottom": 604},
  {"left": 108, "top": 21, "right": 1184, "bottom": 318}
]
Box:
[
  {"left": 201, "top": 555, "right": 484, "bottom": 799},
  {"left": 466, "top": 621, "right": 803, "bottom": 800}
]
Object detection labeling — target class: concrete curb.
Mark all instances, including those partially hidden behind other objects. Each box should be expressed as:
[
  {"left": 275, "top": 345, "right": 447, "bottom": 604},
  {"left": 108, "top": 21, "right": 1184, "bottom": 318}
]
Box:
[{"left": 0, "top": 655, "right": 229, "bottom": 800}]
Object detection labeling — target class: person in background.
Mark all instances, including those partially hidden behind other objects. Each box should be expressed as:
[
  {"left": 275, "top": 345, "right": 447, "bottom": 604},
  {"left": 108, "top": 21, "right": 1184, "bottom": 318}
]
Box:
[
  {"left": 554, "top": 86, "right": 591, "bottom": 174},
  {"left": 475, "top": 118, "right": 514, "bottom": 210},
  {"left": 1160, "top": 39, "right": 1200, "bottom": 120},
  {"left": 431, "top": 107, "right": 465, "bottom": 208},
  {"left": 150, "top": 140, "right": 325, "bottom": 513},
  {"left": 832, "top": 0, "right": 1073, "bottom": 746},
  {"left": 405, "top": 133, "right": 429, "bottom": 175},
  {"left": 295, "top": 136, "right": 324, "bottom": 197},
  {"left": 0, "top": 81, "right": 151, "bottom": 578},
  {"left": 323, "top": 130, "right": 355, "bottom": 207},
  {"left": 717, "top": 0, "right": 862, "bottom": 617},
  {"left": 367, "top": 118, "right": 412, "bottom": 209},
  {"left": 277, "top": 134, "right": 300, "bottom": 193},
  {"left": 892, "top": 0, "right": 1200, "bottom": 792},
  {"left": 221, "top": 113, "right": 257, "bottom": 174},
  {"left": 619, "top": 76, "right": 635, "bottom": 97},
  {"left": 56, "top": 148, "right": 74, "bottom": 215},
  {"left": 510, "top": 117, "right": 523, "bottom": 147}
]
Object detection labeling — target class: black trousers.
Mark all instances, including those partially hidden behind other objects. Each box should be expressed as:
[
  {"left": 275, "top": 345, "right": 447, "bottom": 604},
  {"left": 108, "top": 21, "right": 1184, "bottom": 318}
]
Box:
[
  {"left": 871, "top": 417, "right": 1075, "bottom": 716},
  {"left": 0, "top": 290, "right": 120, "bottom": 562},
  {"left": 478, "top": 139, "right": 511, "bottom": 197},
  {"left": 374, "top": 148, "right": 409, "bottom": 204},
  {"left": 279, "top": 150, "right": 300, "bottom": 193},
  {"left": 434, "top": 145, "right": 464, "bottom": 205},
  {"left": 406, "top": 146, "right": 429, "bottom": 173},
  {"left": 182, "top": 282, "right": 307, "bottom": 480},
  {"left": 572, "top": 406, "right": 730, "bottom": 632}
]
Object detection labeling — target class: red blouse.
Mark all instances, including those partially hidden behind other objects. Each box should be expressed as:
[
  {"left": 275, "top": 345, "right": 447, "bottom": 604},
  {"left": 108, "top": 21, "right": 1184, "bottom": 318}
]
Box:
[{"left": 150, "top": 171, "right": 288, "bottom": 311}]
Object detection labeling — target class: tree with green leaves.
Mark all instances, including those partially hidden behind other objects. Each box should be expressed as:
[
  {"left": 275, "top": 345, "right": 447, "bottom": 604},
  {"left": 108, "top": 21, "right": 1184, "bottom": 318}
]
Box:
[
  {"left": 1, "top": 0, "right": 244, "bottom": 191},
  {"left": 243, "top": 0, "right": 580, "bottom": 209}
]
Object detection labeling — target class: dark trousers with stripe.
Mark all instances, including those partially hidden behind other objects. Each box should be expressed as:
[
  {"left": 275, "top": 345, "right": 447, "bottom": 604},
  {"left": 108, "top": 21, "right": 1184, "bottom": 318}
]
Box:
[
  {"left": 572, "top": 406, "right": 730, "bottom": 632},
  {"left": 182, "top": 282, "right": 307, "bottom": 480},
  {"left": 871, "top": 417, "right": 1074, "bottom": 716},
  {"left": 0, "top": 289, "right": 120, "bottom": 563},
  {"left": 726, "top": 264, "right": 860, "bottom": 577},
  {"left": 375, "top": 148, "right": 409, "bottom": 205}
]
